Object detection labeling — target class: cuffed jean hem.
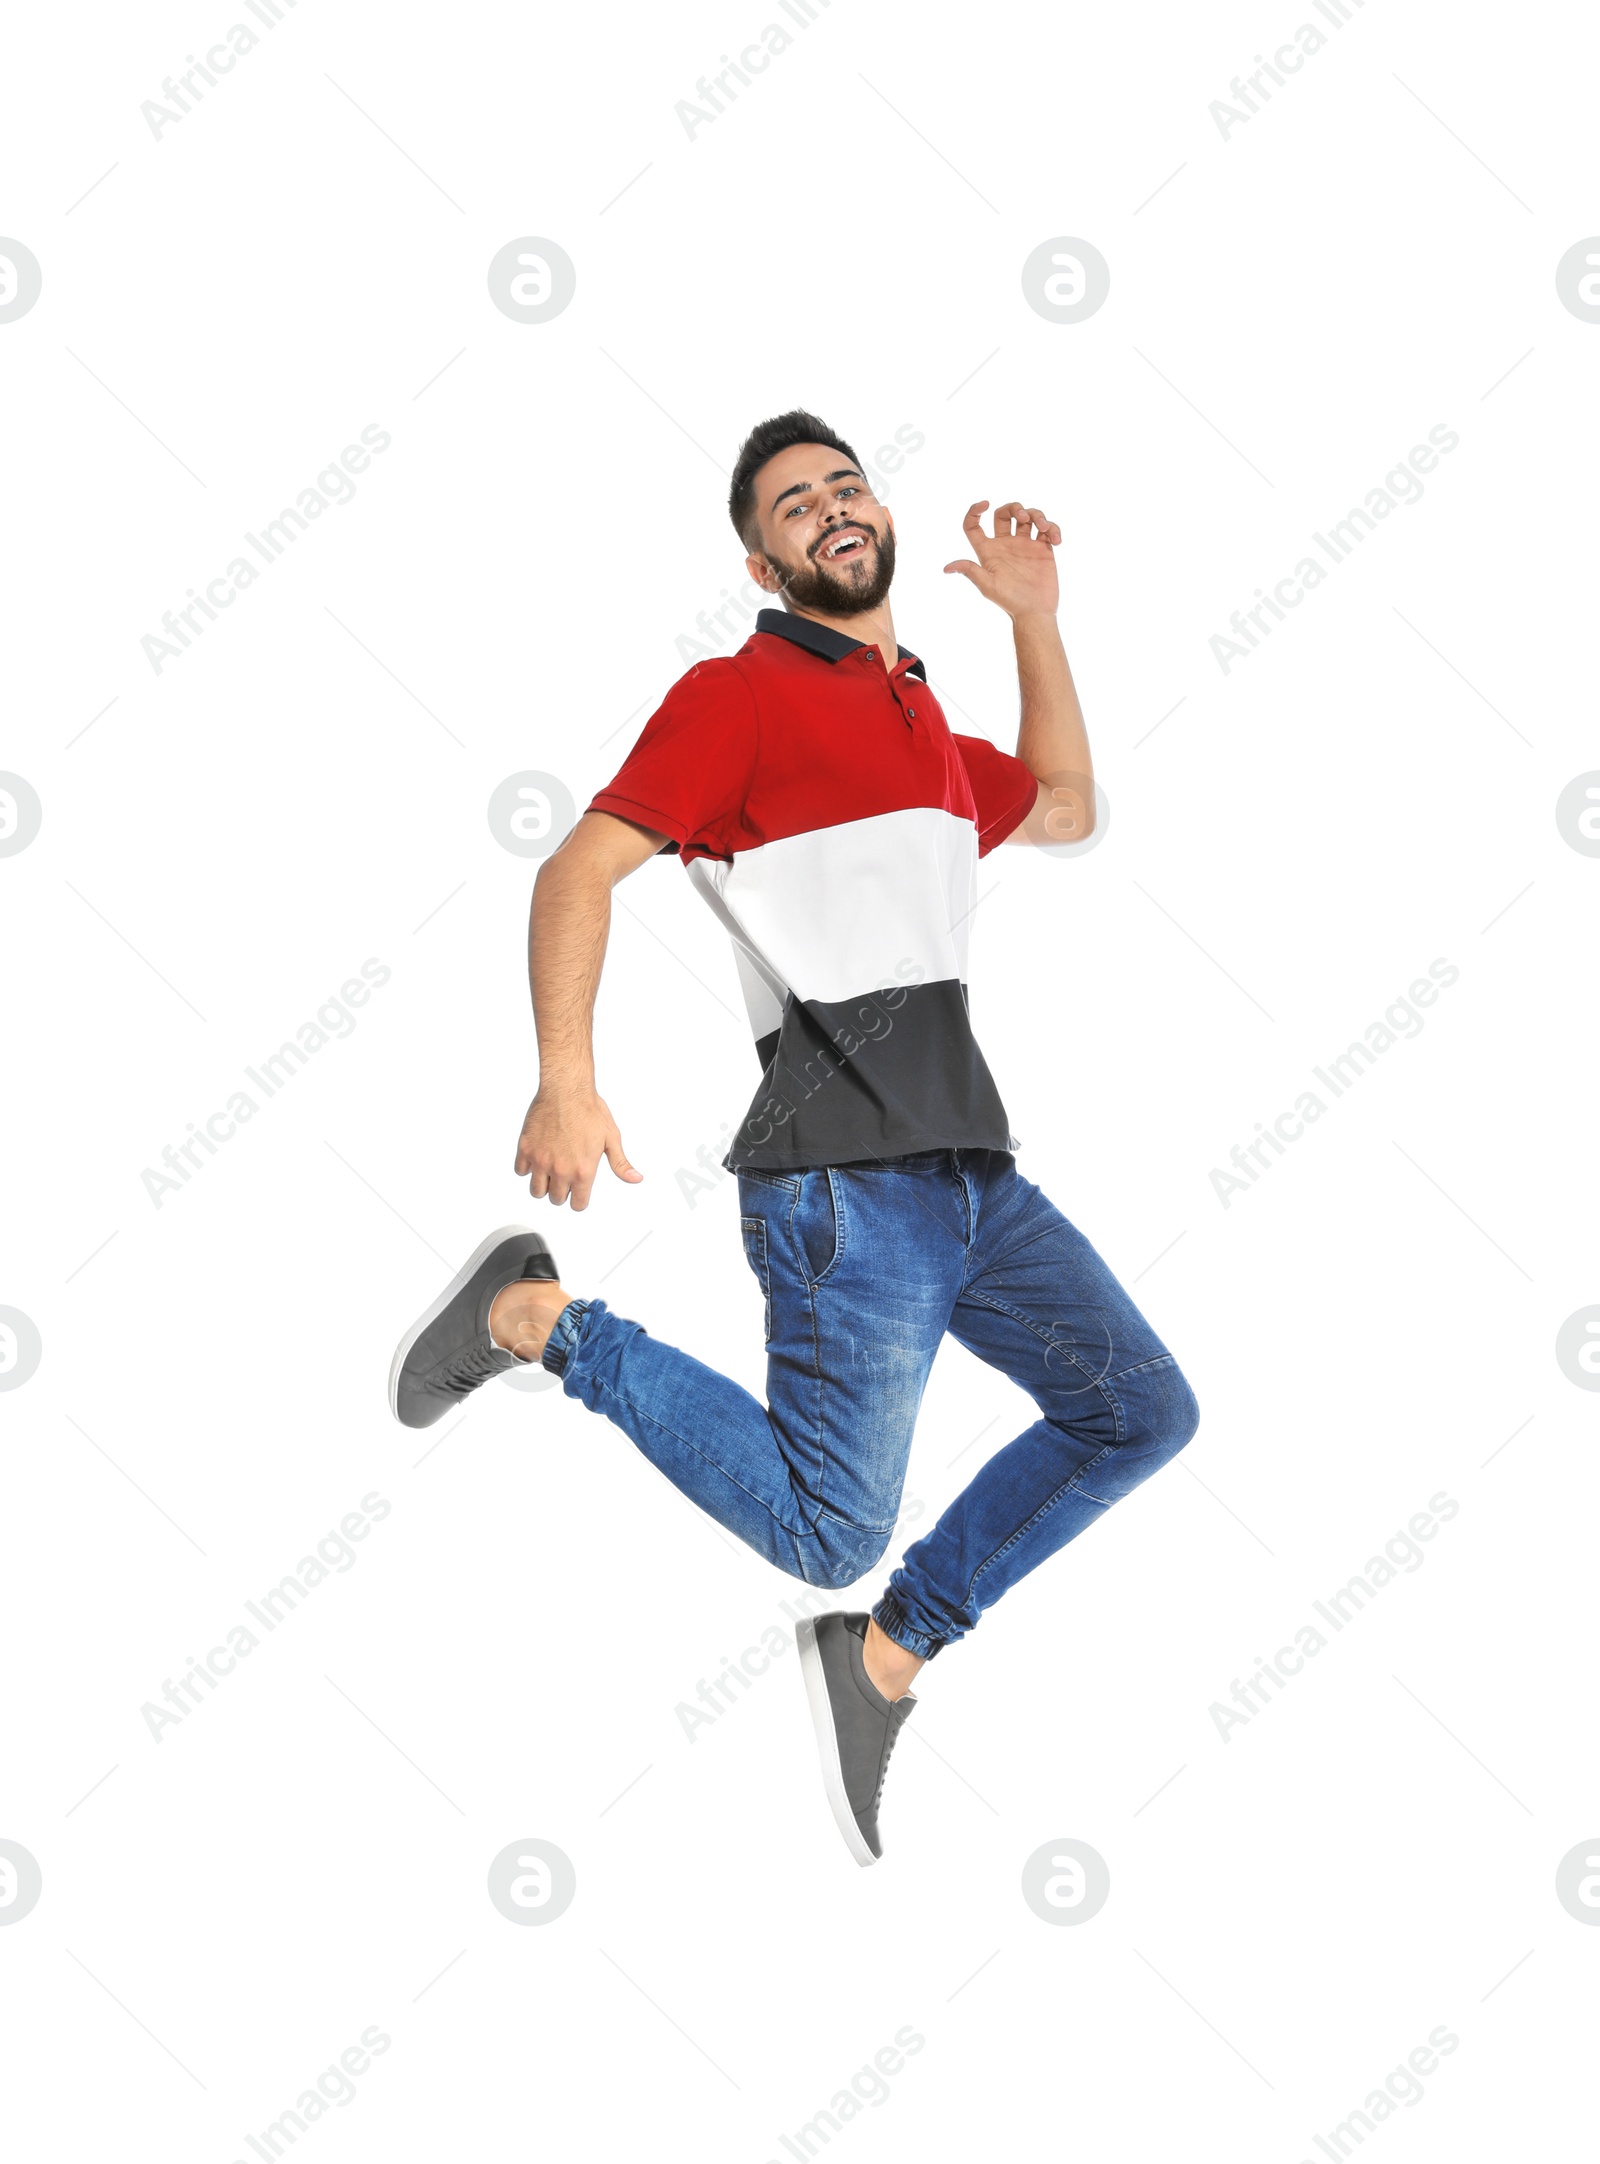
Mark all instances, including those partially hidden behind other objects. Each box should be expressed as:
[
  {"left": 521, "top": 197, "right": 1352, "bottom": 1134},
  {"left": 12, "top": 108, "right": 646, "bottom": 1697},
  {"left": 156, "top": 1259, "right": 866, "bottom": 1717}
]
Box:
[
  {"left": 540, "top": 1296, "right": 589, "bottom": 1377},
  {"left": 870, "top": 1590, "right": 950, "bottom": 1662}
]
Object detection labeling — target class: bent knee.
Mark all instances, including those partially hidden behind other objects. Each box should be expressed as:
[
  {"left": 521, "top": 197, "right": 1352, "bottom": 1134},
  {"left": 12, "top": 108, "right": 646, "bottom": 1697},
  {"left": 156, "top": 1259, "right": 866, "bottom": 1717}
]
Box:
[
  {"left": 798, "top": 1524, "right": 891, "bottom": 1592},
  {"left": 1125, "top": 1357, "right": 1199, "bottom": 1458}
]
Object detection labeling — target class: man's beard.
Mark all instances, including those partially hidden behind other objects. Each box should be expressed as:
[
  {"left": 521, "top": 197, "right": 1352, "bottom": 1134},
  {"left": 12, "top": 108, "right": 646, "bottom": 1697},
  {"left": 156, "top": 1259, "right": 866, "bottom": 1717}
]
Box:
[{"left": 773, "top": 522, "right": 896, "bottom": 616}]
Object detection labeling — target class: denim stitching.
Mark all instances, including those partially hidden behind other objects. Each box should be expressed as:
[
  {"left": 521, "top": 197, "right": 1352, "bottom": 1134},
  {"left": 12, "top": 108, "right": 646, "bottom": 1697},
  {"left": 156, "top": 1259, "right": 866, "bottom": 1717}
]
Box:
[
  {"left": 962, "top": 1460, "right": 1119, "bottom": 1608},
  {"left": 740, "top": 1168, "right": 801, "bottom": 1196},
  {"left": 1108, "top": 1352, "right": 1178, "bottom": 1382},
  {"left": 586, "top": 1375, "right": 818, "bottom": 1568},
  {"left": 954, "top": 1289, "right": 1127, "bottom": 1439},
  {"left": 739, "top": 1215, "right": 772, "bottom": 1343},
  {"left": 783, "top": 1168, "right": 844, "bottom": 1287}
]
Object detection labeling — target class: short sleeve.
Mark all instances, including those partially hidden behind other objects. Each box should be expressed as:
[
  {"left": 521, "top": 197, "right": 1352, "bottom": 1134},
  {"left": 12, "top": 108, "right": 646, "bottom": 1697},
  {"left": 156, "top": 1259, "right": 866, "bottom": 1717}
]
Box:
[
  {"left": 588, "top": 660, "right": 757, "bottom": 859},
  {"left": 952, "top": 733, "right": 1037, "bottom": 856}
]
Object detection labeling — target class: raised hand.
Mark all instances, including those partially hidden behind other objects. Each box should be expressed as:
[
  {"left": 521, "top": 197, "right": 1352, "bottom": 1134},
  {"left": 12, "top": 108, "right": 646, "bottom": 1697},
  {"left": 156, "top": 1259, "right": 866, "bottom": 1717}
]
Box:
[{"left": 944, "top": 500, "right": 1061, "bottom": 619}]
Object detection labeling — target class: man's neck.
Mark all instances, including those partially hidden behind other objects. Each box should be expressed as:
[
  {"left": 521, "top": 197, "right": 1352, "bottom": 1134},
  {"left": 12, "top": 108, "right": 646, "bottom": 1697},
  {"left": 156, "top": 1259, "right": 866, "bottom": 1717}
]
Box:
[{"left": 785, "top": 599, "right": 898, "bottom": 673}]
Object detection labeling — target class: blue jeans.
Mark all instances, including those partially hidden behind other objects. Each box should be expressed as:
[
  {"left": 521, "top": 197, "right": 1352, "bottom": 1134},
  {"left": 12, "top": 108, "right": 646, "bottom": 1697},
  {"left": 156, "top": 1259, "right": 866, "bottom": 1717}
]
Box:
[{"left": 541, "top": 1149, "right": 1198, "bottom": 1659}]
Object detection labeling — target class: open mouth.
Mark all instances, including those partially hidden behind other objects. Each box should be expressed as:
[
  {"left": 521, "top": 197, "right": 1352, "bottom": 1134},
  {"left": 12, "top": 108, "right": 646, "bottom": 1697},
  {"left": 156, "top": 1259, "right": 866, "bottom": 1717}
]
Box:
[{"left": 818, "top": 528, "right": 871, "bottom": 563}]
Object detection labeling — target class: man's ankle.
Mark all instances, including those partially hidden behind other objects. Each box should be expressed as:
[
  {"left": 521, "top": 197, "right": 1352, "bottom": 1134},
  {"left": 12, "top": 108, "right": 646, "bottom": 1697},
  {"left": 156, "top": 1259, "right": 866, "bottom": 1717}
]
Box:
[
  {"left": 862, "top": 1617, "right": 925, "bottom": 1701},
  {"left": 489, "top": 1280, "right": 570, "bottom": 1362}
]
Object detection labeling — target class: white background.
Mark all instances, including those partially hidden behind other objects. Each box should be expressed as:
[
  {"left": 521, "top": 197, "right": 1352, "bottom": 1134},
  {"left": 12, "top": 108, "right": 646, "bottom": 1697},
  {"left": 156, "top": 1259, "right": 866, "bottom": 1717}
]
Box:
[{"left": 3, "top": 1, "right": 1597, "bottom": 2157}]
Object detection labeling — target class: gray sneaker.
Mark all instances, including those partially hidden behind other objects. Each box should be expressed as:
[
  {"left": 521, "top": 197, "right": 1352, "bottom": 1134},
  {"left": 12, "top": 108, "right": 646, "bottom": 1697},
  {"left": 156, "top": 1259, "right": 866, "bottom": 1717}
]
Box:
[
  {"left": 389, "top": 1225, "right": 560, "bottom": 1430},
  {"left": 797, "top": 1612, "right": 917, "bottom": 1866}
]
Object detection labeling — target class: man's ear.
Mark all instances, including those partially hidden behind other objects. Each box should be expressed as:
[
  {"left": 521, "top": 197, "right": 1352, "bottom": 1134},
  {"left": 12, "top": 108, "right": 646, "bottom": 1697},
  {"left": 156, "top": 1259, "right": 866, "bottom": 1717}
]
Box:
[{"left": 745, "top": 551, "right": 779, "bottom": 594}]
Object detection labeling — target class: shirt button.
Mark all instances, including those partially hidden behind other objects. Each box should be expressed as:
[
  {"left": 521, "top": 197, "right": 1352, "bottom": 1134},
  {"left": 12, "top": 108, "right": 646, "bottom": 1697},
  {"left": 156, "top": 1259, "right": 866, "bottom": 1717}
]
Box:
[{"left": 907, "top": 707, "right": 916, "bottom": 717}]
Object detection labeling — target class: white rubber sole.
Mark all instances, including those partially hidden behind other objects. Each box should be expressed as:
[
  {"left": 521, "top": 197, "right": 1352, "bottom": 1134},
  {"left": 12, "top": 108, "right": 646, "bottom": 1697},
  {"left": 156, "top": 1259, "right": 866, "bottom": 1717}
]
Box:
[
  {"left": 387, "top": 1224, "right": 538, "bottom": 1422},
  {"left": 796, "top": 1617, "right": 878, "bottom": 1868}
]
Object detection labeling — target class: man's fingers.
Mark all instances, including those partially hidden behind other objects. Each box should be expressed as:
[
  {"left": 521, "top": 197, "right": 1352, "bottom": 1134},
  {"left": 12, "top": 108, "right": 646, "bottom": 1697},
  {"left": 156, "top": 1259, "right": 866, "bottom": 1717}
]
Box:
[
  {"left": 992, "top": 500, "right": 1024, "bottom": 538},
  {"left": 568, "top": 1172, "right": 595, "bottom": 1212},
  {"left": 604, "top": 1134, "right": 644, "bottom": 1184},
  {"left": 943, "top": 558, "right": 983, "bottom": 580},
  {"left": 1023, "top": 506, "right": 1059, "bottom": 543}
]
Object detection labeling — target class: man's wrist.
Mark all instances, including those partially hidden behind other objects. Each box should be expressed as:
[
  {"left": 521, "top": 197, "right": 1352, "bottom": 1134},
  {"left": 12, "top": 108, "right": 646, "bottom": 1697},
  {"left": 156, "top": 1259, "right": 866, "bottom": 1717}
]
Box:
[{"left": 536, "top": 1071, "right": 597, "bottom": 1102}]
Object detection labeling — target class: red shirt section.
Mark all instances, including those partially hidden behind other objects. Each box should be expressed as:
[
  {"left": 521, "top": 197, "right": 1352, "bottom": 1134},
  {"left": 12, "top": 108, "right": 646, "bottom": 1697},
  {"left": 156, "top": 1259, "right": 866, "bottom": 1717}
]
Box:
[{"left": 590, "top": 623, "right": 1036, "bottom": 862}]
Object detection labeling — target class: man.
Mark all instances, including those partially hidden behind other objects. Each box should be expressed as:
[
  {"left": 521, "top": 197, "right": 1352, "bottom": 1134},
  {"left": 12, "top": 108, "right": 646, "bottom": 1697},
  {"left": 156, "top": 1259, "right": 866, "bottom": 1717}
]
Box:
[{"left": 389, "top": 411, "right": 1199, "bottom": 1865}]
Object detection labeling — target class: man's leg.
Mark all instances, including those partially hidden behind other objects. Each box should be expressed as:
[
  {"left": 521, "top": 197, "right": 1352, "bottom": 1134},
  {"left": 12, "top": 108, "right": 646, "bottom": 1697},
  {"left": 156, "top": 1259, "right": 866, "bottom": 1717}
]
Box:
[
  {"left": 490, "top": 1160, "right": 961, "bottom": 1592},
  {"left": 871, "top": 1150, "right": 1200, "bottom": 1661}
]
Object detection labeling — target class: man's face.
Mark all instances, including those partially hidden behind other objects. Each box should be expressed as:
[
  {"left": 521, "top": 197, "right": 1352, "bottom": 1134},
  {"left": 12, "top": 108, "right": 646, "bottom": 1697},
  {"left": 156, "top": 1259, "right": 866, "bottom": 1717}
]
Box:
[{"left": 745, "top": 442, "right": 896, "bottom": 616}]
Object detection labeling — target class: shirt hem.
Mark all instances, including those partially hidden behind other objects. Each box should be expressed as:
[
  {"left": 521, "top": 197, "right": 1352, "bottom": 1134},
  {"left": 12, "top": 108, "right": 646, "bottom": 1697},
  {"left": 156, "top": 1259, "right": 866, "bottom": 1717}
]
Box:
[
  {"left": 587, "top": 792, "right": 693, "bottom": 850},
  {"left": 722, "top": 1130, "right": 1019, "bottom": 1174}
]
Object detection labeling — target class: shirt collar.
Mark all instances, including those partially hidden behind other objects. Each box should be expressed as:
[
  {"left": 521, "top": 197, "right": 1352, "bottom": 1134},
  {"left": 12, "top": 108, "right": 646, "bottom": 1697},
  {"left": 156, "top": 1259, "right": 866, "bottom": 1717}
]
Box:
[{"left": 754, "top": 606, "right": 924, "bottom": 681}]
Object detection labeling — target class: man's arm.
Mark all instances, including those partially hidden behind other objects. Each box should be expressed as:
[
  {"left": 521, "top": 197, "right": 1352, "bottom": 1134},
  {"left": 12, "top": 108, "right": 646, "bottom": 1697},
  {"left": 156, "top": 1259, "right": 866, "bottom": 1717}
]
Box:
[
  {"left": 513, "top": 808, "right": 669, "bottom": 1209},
  {"left": 944, "top": 499, "right": 1096, "bottom": 847}
]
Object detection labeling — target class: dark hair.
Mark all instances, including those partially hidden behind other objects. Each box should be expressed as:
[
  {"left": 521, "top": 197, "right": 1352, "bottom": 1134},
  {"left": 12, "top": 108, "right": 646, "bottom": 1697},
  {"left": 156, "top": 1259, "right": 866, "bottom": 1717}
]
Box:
[{"left": 728, "top": 409, "right": 863, "bottom": 554}]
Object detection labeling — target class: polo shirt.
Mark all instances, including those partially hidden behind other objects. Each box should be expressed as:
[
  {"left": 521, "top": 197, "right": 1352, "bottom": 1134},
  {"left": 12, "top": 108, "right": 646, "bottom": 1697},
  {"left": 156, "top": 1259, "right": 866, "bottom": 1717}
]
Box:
[{"left": 589, "top": 607, "right": 1038, "bottom": 1170}]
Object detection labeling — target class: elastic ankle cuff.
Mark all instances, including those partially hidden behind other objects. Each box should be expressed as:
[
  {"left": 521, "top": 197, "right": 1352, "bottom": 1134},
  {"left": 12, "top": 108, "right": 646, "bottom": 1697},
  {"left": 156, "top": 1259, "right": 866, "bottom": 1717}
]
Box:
[
  {"left": 540, "top": 1296, "right": 588, "bottom": 1377},
  {"left": 870, "top": 1592, "right": 946, "bottom": 1662}
]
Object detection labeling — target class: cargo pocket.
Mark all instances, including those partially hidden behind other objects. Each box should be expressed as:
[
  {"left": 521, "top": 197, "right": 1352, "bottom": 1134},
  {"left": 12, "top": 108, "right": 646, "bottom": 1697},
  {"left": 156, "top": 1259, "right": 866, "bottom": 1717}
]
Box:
[{"left": 740, "top": 1215, "right": 773, "bottom": 1343}]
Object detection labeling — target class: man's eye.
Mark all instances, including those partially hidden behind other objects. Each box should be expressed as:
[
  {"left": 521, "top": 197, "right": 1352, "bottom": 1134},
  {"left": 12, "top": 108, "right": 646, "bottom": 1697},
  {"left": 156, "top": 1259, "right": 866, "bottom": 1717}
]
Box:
[{"left": 785, "top": 501, "right": 810, "bottom": 517}]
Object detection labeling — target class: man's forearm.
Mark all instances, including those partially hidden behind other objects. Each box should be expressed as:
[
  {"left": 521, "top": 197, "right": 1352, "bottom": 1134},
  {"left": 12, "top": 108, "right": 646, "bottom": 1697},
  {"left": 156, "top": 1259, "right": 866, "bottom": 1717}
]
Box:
[
  {"left": 528, "top": 853, "right": 612, "bottom": 1093},
  {"left": 1006, "top": 612, "right": 1095, "bottom": 845},
  {"left": 1013, "top": 612, "right": 1091, "bottom": 788}
]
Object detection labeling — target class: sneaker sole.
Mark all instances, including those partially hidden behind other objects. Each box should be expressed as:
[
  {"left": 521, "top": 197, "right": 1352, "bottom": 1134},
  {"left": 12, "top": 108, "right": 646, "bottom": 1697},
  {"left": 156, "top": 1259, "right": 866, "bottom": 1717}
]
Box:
[
  {"left": 387, "top": 1223, "right": 541, "bottom": 1423},
  {"left": 796, "top": 1616, "right": 878, "bottom": 1869}
]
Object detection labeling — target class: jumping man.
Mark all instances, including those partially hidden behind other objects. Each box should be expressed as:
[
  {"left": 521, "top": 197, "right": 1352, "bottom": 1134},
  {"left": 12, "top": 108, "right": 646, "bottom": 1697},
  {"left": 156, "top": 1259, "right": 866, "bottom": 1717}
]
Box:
[{"left": 389, "top": 410, "right": 1200, "bottom": 1864}]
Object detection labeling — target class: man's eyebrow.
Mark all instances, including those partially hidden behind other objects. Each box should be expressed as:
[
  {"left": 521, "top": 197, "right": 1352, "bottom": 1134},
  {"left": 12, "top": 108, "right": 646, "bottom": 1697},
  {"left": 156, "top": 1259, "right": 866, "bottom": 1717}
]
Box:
[{"left": 769, "top": 466, "right": 865, "bottom": 511}]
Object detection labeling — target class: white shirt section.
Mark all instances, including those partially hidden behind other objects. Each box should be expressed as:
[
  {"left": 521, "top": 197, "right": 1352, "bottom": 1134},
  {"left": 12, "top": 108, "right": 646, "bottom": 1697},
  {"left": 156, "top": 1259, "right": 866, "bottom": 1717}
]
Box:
[{"left": 685, "top": 806, "right": 978, "bottom": 1036}]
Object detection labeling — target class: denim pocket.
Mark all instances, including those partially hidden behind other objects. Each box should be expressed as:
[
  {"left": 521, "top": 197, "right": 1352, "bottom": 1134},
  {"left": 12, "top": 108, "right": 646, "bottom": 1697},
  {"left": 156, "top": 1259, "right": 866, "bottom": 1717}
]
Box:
[
  {"left": 738, "top": 1167, "right": 800, "bottom": 1197},
  {"left": 791, "top": 1168, "right": 842, "bottom": 1286},
  {"left": 739, "top": 1216, "right": 773, "bottom": 1342}
]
